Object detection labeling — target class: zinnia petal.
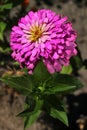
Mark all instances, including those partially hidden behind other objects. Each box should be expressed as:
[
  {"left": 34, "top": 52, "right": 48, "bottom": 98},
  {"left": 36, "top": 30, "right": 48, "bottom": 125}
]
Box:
[{"left": 10, "top": 9, "right": 77, "bottom": 74}]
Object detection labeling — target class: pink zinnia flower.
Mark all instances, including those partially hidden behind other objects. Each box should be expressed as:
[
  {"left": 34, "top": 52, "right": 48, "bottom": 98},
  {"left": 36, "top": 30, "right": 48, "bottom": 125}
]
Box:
[{"left": 10, "top": 9, "right": 77, "bottom": 74}]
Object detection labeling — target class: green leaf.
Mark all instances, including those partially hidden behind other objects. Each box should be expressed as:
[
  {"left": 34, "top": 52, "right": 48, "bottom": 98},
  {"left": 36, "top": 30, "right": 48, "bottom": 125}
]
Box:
[
  {"left": 0, "top": 1, "right": 24, "bottom": 12},
  {"left": 61, "top": 65, "right": 72, "bottom": 74},
  {"left": 0, "top": 75, "right": 34, "bottom": 95},
  {"left": 24, "top": 116, "right": 29, "bottom": 130},
  {"left": 44, "top": 84, "right": 76, "bottom": 95},
  {"left": 50, "top": 107, "right": 68, "bottom": 126},
  {"left": 28, "top": 111, "right": 41, "bottom": 125},
  {"left": 44, "top": 73, "right": 83, "bottom": 95},
  {"left": 33, "top": 62, "right": 51, "bottom": 85},
  {"left": 17, "top": 108, "right": 30, "bottom": 117},
  {"left": 27, "top": 110, "right": 41, "bottom": 128},
  {"left": 24, "top": 99, "right": 43, "bottom": 129},
  {"left": 17, "top": 96, "right": 35, "bottom": 118},
  {"left": 72, "top": 56, "right": 83, "bottom": 69},
  {"left": 0, "top": 3, "right": 13, "bottom": 11},
  {"left": 0, "top": 47, "right": 11, "bottom": 53},
  {"left": 0, "top": 22, "right": 6, "bottom": 41},
  {"left": 17, "top": 99, "right": 43, "bottom": 117},
  {"left": 70, "top": 48, "right": 83, "bottom": 73},
  {"left": 35, "top": 99, "right": 43, "bottom": 110},
  {"left": 53, "top": 73, "right": 83, "bottom": 88},
  {"left": 24, "top": 110, "right": 41, "bottom": 130},
  {"left": 44, "top": 96, "right": 68, "bottom": 126}
]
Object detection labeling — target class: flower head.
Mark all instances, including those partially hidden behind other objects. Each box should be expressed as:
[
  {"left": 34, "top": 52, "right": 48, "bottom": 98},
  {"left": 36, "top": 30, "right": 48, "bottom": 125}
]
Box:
[{"left": 10, "top": 9, "right": 77, "bottom": 74}]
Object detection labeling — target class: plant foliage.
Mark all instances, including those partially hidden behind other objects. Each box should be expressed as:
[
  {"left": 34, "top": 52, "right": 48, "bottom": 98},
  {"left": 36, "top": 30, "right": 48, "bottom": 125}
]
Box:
[{"left": 0, "top": 62, "right": 83, "bottom": 129}]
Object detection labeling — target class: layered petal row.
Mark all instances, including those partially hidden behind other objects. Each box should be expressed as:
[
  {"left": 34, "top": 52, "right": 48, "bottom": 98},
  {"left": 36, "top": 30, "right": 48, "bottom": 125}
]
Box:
[{"left": 10, "top": 9, "right": 77, "bottom": 74}]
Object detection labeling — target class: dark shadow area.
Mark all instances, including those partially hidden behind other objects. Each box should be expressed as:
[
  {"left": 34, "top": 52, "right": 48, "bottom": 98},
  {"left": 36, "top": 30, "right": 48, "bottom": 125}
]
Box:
[
  {"left": 37, "top": 94, "right": 87, "bottom": 130},
  {"left": 38, "top": 112, "right": 67, "bottom": 130},
  {"left": 73, "top": 0, "right": 83, "bottom": 8},
  {"left": 74, "top": 0, "right": 86, "bottom": 8},
  {"left": 43, "top": 0, "right": 53, "bottom": 6},
  {"left": 57, "top": 4, "right": 62, "bottom": 9},
  {"left": 58, "top": 0, "right": 87, "bottom": 8},
  {"left": 59, "top": 0, "right": 69, "bottom": 3},
  {"left": 35, "top": 0, "right": 41, "bottom": 6},
  {"left": 67, "top": 94, "right": 87, "bottom": 130},
  {"left": 0, "top": 53, "right": 12, "bottom": 67},
  {"left": 83, "top": 59, "right": 87, "bottom": 69}
]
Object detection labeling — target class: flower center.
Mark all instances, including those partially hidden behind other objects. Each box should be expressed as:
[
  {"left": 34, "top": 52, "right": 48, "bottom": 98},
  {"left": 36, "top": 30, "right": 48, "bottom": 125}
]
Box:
[{"left": 29, "top": 25, "right": 43, "bottom": 42}]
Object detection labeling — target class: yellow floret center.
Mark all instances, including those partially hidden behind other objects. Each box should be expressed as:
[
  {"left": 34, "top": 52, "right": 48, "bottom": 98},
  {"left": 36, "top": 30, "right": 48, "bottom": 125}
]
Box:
[{"left": 29, "top": 24, "right": 43, "bottom": 42}]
